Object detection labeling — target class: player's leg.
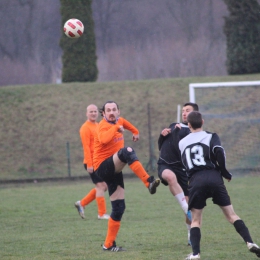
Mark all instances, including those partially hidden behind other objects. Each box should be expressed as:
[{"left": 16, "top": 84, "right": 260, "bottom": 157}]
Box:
[
  {"left": 95, "top": 181, "right": 110, "bottom": 219},
  {"left": 74, "top": 188, "right": 96, "bottom": 219},
  {"left": 160, "top": 166, "right": 191, "bottom": 245},
  {"left": 162, "top": 168, "right": 190, "bottom": 215},
  {"left": 74, "top": 167, "right": 98, "bottom": 219},
  {"left": 220, "top": 205, "right": 260, "bottom": 257},
  {"left": 185, "top": 173, "right": 208, "bottom": 259},
  {"left": 175, "top": 168, "right": 192, "bottom": 245},
  {"left": 213, "top": 176, "right": 260, "bottom": 258},
  {"left": 103, "top": 172, "right": 126, "bottom": 251},
  {"left": 116, "top": 147, "right": 160, "bottom": 194},
  {"left": 95, "top": 156, "right": 126, "bottom": 251},
  {"left": 186, "top": 208, "right": 202, "bottom": 260}
]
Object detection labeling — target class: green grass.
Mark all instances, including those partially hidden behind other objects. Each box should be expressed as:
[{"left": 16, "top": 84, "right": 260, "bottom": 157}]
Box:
[
  {"left": 1, "top": 176, "right": 260, "bottom": 259},
  {"left": 1, "top": 74, "right": 260, "bottom": 180}
]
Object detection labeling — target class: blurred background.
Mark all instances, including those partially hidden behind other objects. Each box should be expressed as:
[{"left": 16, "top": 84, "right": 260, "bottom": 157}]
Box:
[
  {"left": 0, "top": 0, "right": 260, "bottom": 181},
  {"left": 0, "top": 0, "right": 228, "bottom": 86}
]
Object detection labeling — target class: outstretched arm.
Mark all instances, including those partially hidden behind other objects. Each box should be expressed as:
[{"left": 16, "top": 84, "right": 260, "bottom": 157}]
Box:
[{"left": 122, "top": 118, "right": 139, "bottom": 141}]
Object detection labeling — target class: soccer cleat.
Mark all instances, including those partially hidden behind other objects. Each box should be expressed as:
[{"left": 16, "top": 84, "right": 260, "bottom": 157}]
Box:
[
  {"left": 186, "top": 210, "right": 192, "bottom": 222},
  {"left": 74, "top": 201, "right": 85, "bottom": 219},
  {"left": 148, "top": 176, "right": 160, "bottom": 194},
  {"left": 98, "top": 214, "right": 110, "bottom": 220},
  {"left": 185, "top": 253, "right": 200, "bottom": 259},
  {"left": 247, "top": 242, "right": 260, "bottom": 257},
  {"left": 102, "top": 241, "right": 126, "bottom": 252}
]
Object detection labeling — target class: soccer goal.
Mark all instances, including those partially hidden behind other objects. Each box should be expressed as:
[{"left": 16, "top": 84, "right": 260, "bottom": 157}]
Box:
[{"left": 189, "top": 80, "right": 260, "bottom": 175}]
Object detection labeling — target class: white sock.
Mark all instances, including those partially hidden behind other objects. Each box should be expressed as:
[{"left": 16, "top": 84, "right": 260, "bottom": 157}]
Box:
[
  {"left": 186, "top": 223, "right": 191, "bottom": 240},
  {"left": 175, "top": 192, "right": 188, "bottom": 214}
]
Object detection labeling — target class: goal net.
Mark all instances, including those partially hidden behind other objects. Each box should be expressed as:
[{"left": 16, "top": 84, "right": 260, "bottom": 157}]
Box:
[{"left": 189, "top": 81, "right": 260, "bottom": 175}]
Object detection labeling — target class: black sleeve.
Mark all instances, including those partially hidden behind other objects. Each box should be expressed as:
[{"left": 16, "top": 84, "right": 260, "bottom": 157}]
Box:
[
  {"left": 158, "top": 134, "right": 165, "bottom": 150},
  {"left": 214, "top": 147, "right": 232, "bottom": 180},
  {"left": 158, "top": 123, "right": 176, "bottom": 150}
]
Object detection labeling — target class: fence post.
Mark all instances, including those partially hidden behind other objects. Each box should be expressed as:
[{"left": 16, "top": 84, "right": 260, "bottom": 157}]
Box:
[
  {"left": 145, "top": 103, "right": 157, "bottom": 172},
  {"left": 66, "top": 142, "right": 71, "bottom": 177}
]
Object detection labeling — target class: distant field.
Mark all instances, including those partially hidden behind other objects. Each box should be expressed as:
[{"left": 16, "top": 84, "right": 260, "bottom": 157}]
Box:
[
  {"left": 0, "top": 73, "right": 260, "bottom": 180},
  {"left": 1, "top": 176, "right": 260, "bottom": 260}
]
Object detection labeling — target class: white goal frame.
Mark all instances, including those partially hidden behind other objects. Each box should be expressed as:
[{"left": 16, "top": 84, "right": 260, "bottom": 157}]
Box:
[
  {"left": 188, "top": 80, "right": 260, "bottom": 173},
  {"left": 189, "top": 80, "right": 260, "bottom": 103}
]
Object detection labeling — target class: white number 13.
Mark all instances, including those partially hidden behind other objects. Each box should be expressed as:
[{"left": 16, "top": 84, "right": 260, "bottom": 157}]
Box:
[{"left": 185, "top": 145, "right": 206, "bottom": 169}]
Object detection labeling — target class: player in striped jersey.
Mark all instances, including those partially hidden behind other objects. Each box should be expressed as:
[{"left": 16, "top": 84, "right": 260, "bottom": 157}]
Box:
[{"left": 179, "top": 111, "right": 260, "bottom": 260}]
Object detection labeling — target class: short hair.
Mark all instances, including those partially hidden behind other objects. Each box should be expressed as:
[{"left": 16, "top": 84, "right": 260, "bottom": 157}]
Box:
[
  {"left": 99, "top": 101, "right": 119, "bottom": 116},
  {"left": 183, "top": 102, "right": 199, "bottom": 111},
  {"left": 187, "top": 111, "right": 203, "bottom": 129}
]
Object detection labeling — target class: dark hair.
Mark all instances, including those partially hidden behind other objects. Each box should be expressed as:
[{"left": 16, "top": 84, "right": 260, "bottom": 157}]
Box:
[
  {"left": 99, "top": 101, "right": 119, "bottom": 116},
  {"left": 183, "top": 102, "right": 199, "bottom": 111},
  {"left": 187, "top": 111, "right": 203, "bottom": 129}
]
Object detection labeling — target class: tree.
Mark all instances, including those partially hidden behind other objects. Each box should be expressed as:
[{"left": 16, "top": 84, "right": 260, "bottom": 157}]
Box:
[
  {"left": 223, "top": 0, "right": 260, "bottom": 74},
  {"left": 60, "top": 0, "right": 98, "bottom": 82}
]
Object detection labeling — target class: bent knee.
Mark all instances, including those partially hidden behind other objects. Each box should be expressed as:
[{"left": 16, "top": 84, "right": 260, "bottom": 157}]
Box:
[
  {"left": 126, "top": 147, "right": 132, "bottom": 152},
  {"left": 117, "top": 147, "right": 138, "bottom": 165},
  {"left": 162, "top": 170, "right": 178, "bottom": 183}
]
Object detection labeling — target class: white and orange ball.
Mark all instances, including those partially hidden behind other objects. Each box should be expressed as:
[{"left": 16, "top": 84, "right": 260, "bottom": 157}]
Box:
[{"left": 63, "top": 18, "right": 84, "bottom": 38}]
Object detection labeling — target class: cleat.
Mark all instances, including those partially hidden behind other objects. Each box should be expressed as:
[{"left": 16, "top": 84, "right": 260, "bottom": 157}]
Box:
[
  {"left": 186, "top": 210, "right": 192, "bottom": 222},
  {"left": 98, "top": 214, "right": 110, "bottom": 220},
  {"left": 185, "top": 253, "right": 200, "bottom": 259},
  {"left": 102, "top": 241, "right": 126, "bottom": 252},
  {"left": 74, "top": 201, "right": 85, "bottom": 219},
  {"left": 148, "top": 176, "right": 160, "bottom": 194},
  {"left": 247, "top": 242, "right": 260, "bottom": 258},
  {"left": 187, "top": 240, "right": 192, "bottom": 246}
]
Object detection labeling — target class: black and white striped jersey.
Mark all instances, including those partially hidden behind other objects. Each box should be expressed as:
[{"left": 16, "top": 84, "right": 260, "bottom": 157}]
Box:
[
  {"left": 158, "top": 123, "right": 190, "bottom": 166},
  {"left": 178, "top": 131, "right": 225, "bottom": 177}
]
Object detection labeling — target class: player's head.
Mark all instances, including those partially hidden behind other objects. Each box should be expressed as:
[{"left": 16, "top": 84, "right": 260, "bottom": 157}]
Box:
[
  {"left": 187, "top": 111, "right": 203, "bottom": 130},
  {"left": 182, "top": 102, "right": 199, "bottom": 124},
  {"left": 86, "top": 104, "right": 98, "bottom": 122},
  {"left": 100, "top": 101, "right": 120, "bottom": 123}
]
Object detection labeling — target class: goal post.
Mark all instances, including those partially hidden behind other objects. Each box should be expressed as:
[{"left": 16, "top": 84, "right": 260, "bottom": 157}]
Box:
[
  {"left": 189, "top": 81, "right": 260, "bottom": 103},
  {"left": 189, "top": 80, "right": 260, "bottom": 175}
]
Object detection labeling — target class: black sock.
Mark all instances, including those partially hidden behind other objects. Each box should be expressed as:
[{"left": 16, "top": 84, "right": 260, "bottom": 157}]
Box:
[
  {"left": 190, "top": 227, "right": 201, "bottom": 255},
  {"left": 233, "top": 219, "right": 253, "bottom": 243}
]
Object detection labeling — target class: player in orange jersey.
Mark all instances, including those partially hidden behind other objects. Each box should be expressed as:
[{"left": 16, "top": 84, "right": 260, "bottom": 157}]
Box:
[
  {"left": 74, "top": 104, "right": 109, "bottom": 220},
  {"left": 93, "top": 101, "right": 160, "bottom": 252}
]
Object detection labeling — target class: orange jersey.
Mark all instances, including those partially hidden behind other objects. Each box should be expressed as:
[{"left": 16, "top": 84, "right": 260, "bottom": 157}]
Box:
[
  {"left": 79, "top": 120, "right": 98, "bottom": 167},
  {"left": 93, "top": 117, "right": 139, "bottom": 170}
]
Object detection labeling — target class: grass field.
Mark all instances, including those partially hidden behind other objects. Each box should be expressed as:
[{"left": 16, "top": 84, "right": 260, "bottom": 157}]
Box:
[
  {"left": 1, "top": 73, "right": 260, "bottom": 180},
  {"left": 1, "top": 176, "right": 260, "bottom": 260}
]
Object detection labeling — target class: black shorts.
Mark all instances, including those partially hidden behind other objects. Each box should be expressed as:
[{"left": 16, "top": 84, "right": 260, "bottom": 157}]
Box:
[
  {"left": 84, "top": 164, "right": 103, "bottom": 184},
  {"left": 157, "top": 162, "right": 189, "bottom": 196},
  {"left": 188, "top": 169, "right": 231, "bottom": 210},
  {"left": 95, "top": 155, "right": 124, "bottom": 196}
]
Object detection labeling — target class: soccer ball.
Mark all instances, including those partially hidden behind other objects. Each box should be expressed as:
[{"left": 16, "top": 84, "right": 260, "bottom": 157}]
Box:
[{"left": 63, "top": 18, "right": 84, "bottom": 38}]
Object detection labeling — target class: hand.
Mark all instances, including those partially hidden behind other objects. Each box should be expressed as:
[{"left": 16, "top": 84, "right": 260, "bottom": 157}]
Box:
[
  {"left": 133, "top": 134, "right": 139, "bottom": 142},
  {"left": 161, "top": 128, "right": 171, "bottom": 136},
  {"left": 118, "top": 125, "right": 124, "bottom": 133},
  {"left": 87, "top": 166, "right": 94, "bottom": 173},
  {"left": 222, "top": 169, "right": 232, "bottom": 182},
  {"left": 175, "top": 124, "right": 181, "bottom": 129}
]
